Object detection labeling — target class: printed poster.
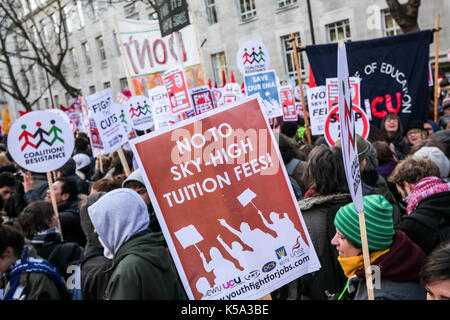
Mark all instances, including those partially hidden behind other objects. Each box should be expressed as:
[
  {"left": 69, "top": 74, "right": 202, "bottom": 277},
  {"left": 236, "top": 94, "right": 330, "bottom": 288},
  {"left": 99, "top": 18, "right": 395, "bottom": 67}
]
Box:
[
  {"left": 190, "top": 86, "right": 215, "bottom": 115},
  {"left": 244, "top": 70, "right": 282, "bottom": 118},
  {"left": 279, "top": 85, "right": 297, "bottom": 122},
  {"left": 130, "top": 96, "right": 320, "bottom": 300},
  {"left": 307, "top": 86, "right": 328, "bottom": 135},
  {"left": 149, "top": 86, "right": 180, "bottom": 131},
  {"left": 162, "top": 66, "right": 194, "bottom": 114}
]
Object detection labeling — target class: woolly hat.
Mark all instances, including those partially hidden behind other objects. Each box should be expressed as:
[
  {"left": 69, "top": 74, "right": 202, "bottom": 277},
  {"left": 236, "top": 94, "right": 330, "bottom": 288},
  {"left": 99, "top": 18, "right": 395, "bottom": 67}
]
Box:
[
  {"left": 334, "top": 194, "right": 395, "bottom": 251},
  {"left": 122, "top": 168, "right": 145, "bottom": 188},
  {"left": 442, "top": 96, "right": 450, "bottom": 110},
  {"left": 413, "top": 146, "right": 450, "bottom": 179},
  {"left": 405, "top": 119, "right": 426, "bottom": 133},
  {"left": 73, "top": 153, "right": 91, "bottom": 170},
  {"left": 334, "top": 134, "right": 370, "bottom": 162}
]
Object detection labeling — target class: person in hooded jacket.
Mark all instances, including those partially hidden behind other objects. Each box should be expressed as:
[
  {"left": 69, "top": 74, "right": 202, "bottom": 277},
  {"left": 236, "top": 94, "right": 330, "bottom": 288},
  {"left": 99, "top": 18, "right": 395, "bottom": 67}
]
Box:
[
  {"left": 88, "top": 188, "right": 187, "bottom": 300},
  {"left": 331, "top": 194, "right": 426, "bottom": 300}
]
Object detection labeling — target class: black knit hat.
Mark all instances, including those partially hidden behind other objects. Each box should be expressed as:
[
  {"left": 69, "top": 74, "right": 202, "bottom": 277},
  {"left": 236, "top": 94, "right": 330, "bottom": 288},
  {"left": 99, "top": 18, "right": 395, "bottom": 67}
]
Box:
[{"left": 405, "top": 119, "right": 426, "bottom": 133}]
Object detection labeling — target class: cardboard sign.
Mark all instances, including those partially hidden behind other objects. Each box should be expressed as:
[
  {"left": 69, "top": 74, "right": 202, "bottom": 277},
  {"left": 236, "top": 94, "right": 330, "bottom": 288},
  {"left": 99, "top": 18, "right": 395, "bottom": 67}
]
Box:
[
  {"left": 85, "top": 88, "right": 128, "bottom": 154},
  {"left": 307, "top": 86, "right": 328, "bottom": 135},
  {"left": 7, "top": 110, "right": 74, "bottom": 173},
  {"left": 244, "top": 70, "right": 282, "bottom": 118},
  {"left": 162, "top": 66, "right": 194, "bottom": 114},
  {"left": 124, "top": 95, "right": 154, "bottom": 131},
  {"left": 154, "top": 0, "right": 190, "bottom": 38},
  {"left": 190, "top": 86, "right": 215, "bottom": 115},
  {"left": 236, "top": 40, "right": 270, "bottom": 75},
  {"left": 130, "top": 96, "right": 320, "bottom": 300},
  {"left": 326, "top": 77, "right": 360, "bottom": 110},
  {"left": 279, "top": 85, "right": 297, "bottom": 122},
  {"left": 149, "top": 86, "right": 180, "bottom": 131}
]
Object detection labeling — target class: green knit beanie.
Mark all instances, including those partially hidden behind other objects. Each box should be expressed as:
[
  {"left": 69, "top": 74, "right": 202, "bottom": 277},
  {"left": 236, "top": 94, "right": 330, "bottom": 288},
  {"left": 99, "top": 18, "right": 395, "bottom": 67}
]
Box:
[{"left": 334, "top": 194, "right": 395, "bottom": 251}]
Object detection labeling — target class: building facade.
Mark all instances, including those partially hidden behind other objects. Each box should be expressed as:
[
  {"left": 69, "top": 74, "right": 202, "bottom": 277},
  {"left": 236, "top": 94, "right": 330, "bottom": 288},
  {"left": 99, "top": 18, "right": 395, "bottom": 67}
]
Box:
[{"left": 1, "top": 0, "right": 449, "bottom": 119}]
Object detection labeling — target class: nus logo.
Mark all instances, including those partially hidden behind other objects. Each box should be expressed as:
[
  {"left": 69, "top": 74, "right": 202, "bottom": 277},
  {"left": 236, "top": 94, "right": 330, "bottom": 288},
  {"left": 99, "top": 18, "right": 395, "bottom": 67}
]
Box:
[{"left": 275, "top": 246, "right": 287, "bottom": 260}]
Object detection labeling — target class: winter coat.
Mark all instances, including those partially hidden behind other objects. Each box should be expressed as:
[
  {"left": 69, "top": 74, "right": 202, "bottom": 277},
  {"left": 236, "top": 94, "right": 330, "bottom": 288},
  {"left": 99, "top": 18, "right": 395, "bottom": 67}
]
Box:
[
  {"left": 400, "top": 190, "right": 450, "bottom": 255},
  {"left": 347, "top": 230, "right": 426, "bottom": 300},
  {"left": 296, "top": 193, "right": 352, "bottom": 300},
  {"left": 386, "top": 135, "right": 411, "bottom": 160},
  {"left": 81, "top": 247, "right": 112, "bottom": 300},
  {"left": 58, "top": 200, "right": 86, "bottom": 247},
  {"left": 104, "top": 230, "right": 187, "bottom": 300}
]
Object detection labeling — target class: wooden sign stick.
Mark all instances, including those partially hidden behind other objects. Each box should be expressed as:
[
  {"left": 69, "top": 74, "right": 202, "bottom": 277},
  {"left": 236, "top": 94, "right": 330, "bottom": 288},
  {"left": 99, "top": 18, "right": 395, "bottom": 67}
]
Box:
[
  {"left": 46, "top": 171, "right": 64, "bottom": 242},
  {"left": 358, "top": 211, "right": 375, "bottom": 300},
  {"left": 433, "top": 14, "right": 440, "bottom": 123},
  {"left": 117, "top": 147, "right": 131, "bottom": 177}
]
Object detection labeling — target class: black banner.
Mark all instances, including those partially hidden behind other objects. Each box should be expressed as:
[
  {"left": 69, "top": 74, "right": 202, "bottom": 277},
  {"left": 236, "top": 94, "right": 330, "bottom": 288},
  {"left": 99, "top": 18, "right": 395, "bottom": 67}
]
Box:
[
  {"left": 306, "top": 30, "right": 433, "bottom": 126},
  {"left": 154, "top": 0, "right": 190, "bottom": 38}
]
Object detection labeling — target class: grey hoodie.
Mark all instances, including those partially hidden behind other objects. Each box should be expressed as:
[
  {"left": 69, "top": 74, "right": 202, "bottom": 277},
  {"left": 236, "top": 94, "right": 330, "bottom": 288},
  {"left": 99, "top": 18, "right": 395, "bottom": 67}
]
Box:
[{"left": 88, "top": 188, "right": 149, "bottom": 257}]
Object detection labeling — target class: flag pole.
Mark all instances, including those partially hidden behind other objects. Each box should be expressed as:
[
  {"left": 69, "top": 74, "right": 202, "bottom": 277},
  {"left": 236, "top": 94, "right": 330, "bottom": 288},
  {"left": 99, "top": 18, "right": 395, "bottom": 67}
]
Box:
[
  {"left": 434, "top": 14, "right": 440, "bottom": 123},
  {"left": 290, "top": 34, "right": 312, "bottom": 145}
]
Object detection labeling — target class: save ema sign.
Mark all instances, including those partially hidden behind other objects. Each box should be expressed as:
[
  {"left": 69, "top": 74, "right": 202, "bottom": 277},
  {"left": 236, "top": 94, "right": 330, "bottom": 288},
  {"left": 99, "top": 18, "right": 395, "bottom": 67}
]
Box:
[{"left": 7, "top": 110, "right": 74, "bottom": 173}]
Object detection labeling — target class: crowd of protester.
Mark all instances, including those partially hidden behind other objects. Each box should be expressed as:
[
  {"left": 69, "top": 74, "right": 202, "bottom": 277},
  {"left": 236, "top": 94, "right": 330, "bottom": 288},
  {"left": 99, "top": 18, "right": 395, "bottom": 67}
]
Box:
[{"left": 1, "top": 85, "right": 450, "bottom": 301}]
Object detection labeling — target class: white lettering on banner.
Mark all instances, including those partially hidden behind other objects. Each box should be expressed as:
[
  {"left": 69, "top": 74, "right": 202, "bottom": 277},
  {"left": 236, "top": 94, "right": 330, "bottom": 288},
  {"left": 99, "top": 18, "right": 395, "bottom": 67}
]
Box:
[{"left": 176, "top": 123, "right": 233, "bottom": 155}]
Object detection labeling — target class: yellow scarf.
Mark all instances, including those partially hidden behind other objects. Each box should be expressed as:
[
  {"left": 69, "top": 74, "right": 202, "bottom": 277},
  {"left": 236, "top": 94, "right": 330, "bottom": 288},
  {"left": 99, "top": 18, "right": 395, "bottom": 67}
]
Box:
[{"left": 338, "top": 248, "right": 390, "bottom": 278}]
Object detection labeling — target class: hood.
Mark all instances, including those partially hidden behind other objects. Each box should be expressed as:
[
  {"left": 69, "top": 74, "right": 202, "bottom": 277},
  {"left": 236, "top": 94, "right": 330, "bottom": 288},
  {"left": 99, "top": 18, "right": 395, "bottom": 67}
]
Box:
[
  {"left": 356, "top": 230, "right": 426, "bottom": 282},
  {"left": 80, "top": 192, "right": 107, "bottom": 253},
  {"left": 88, "top": 188, "right": 149, "bottom": 257},
  {"left": 113, "top": 230, "right": 170, "bottom": 272}
]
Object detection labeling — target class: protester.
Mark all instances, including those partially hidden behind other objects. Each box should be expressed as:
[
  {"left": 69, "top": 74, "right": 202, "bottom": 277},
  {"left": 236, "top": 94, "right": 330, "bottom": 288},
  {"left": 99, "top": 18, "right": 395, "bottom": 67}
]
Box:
[
  {"left": 412, "top": 146, "right": 450, "bottom": 181},
  {"left": 280, "top": 121, "right": 301, "bottom": 147},
  {"left": 419, "top": 240, "right": 450, "bottom": 300},
  {"left": 430, "top": 129, "right": 450, "bottom": 159},
  {"left": 439, "top": 114, "right": 450, "bottom": 130},
  {"left": 424, "top": 120, "right": 439, "bottom": 137},
  {"left": 18, "top": 201, "right": 83, "bottom": 280},
  {"left": 372, "top": 140, "right": 398, "bottom": 179},
  {"left": 404, "top": 119, "right": 428, "bottom": 148},
  {"left": 331, "top": 194, "right": 426, "bottom": 300},
  {"left": 122, "top": 169, "right": 161, "bottom": 232},
  {"left": 88, "top": 188, "right": 187, "bottom": 299},
  {"left": 90, "top": 176, "right": 124, "bottom": 194},
  {"left": 0, "top": 224, "right": 69, "bottom": 300},
  {"left": 380, "top": 113, "right": 410, "bottom": 160},
  {"left": 296, "top": 145, "right": 351, "bottom": 300},
  {"left": 0, "top": 172, "right": 16, "bottom": 209},
  {"left": 79, "top": 192, "right": 113, "bottom": 300},
  {"left": 389, "top": 157, "right": 450, "bottom": 255},
  {"left": 73, "top": 152, "right": 93, "bottom": 182}
]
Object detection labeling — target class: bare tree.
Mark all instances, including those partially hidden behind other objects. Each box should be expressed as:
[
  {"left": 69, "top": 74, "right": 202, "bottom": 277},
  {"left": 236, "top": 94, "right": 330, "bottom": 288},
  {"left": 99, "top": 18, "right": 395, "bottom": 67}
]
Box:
[
  {"left": 386, "top": 0, "right": 421, "bottom": 33},
  {"left": 0, "top": 0, "right": 81, "bottom": 110}
]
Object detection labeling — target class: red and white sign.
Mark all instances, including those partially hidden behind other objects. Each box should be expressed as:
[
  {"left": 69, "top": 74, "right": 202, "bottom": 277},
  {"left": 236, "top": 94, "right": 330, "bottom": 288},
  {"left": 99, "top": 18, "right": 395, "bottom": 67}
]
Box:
[
  {"left": 162, "top": 66, "right": 194, "bottom": 115},
  {"left": 326, "top": 77, "right": 360, "bottom": 110},
  {"left": 130, "top": 96, "right": 320, "bottom": 300},
  {"left": 279, "top": 85, "right": 297, "bottom": 121},
  {"left": 190, "top": 86, "right": 215, "bottom": 115}
]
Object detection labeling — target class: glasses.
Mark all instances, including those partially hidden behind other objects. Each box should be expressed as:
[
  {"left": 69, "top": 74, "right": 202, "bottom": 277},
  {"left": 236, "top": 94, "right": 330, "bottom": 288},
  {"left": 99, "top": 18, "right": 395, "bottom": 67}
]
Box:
[{"left": 407, "top": 129, "right": 422, "bottom": 136}]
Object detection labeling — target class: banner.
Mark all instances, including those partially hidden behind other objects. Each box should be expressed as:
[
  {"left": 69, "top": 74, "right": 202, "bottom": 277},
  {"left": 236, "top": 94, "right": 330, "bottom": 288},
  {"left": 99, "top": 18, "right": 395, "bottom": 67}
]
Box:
[
  {"left": 7, "top": 110, "right": 74, "bottom": 173},
  {"left": 130, "top": 97, "right": 320, "bottom": 300},
  {"left": 244, "top": 70, "right": 282, "bottom": 118},
  {"left": 116, "top": 18, "right": 201, "bottom": 78},
  {"left": 306, "top": 30, "right": 433, "bottom": 126},
  {"left": 154, "top": 0, "right": 190, "bottom": 38},
  {"left": 337, "top": 43, "right": 364, "bottom": 213},
  {"left": 85, "top": 88, "right": 128, "bottom": 155}
]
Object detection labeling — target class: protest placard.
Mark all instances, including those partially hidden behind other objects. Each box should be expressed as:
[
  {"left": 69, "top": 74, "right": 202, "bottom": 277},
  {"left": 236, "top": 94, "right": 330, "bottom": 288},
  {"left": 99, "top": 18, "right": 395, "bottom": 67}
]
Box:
[
  {"left": 307, "top": 86, "right": 328, "bottom": 135},
  {"left": 162, "top": 66, "right": 194, "bottom": 114},
  {"left": 154, "top": 0, "right": 190, "bottom": 38},
  {"left": 190, "top": 86, "right": 215, "bottom": 115},
  {"left": 244, "top": 70, "right": 282, "bottom": 118},
  {"left": 149, "top": 86, "right": 180, "bottom": 131},
  {"left": 236, "top": 40, "right": 270, "bottom": 75},
  {"left": 130, "top": 96, "right": 320, "bottom": 300},
  {"left": 124, "top": 95, "right": 154, "bottom": 131},
  {"left": 85, "top": 88, "right": 128, "bottom": 155},
  {"left": 326, "top": 77, "right": 360, "bottom": 111},
  {"left": 279, "top": 85, "right": 296, "bottom": 122}
]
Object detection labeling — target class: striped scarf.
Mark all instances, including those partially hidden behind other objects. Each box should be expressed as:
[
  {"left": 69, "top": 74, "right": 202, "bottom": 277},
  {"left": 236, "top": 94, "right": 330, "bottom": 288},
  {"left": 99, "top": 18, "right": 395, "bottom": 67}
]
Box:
[
  {"left": 406, "top": 176, "right": 450, "bottom": 215},
  {"left": 28, "top": 227, "right": 62, "bottom": 245}
]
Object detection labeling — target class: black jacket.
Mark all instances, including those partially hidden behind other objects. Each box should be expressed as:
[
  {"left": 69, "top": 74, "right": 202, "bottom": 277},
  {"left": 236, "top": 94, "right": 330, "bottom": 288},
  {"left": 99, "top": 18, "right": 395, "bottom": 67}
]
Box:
[
  {"left": 400, "top": 191, "right": 450, "bottom": 255},
  {"left": 58, "top": 200, "right": 86, "bottom": 247}
]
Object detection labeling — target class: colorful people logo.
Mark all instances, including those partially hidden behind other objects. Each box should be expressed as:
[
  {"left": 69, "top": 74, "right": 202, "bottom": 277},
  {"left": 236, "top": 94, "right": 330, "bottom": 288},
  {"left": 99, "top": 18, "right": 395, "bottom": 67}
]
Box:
[{"left": 19, "top": 119, "right": 64, "bottom": 151}]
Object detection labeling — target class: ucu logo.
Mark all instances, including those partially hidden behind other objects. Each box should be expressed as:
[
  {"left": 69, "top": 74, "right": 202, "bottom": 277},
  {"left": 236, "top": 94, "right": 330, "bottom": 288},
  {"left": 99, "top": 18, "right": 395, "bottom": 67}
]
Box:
[{"left": 222, "top": 277, "right": 242, "bottom": 289}]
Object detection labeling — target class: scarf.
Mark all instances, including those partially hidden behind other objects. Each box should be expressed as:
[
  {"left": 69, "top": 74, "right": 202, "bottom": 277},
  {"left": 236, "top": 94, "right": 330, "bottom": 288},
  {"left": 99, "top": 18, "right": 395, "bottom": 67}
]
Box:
[
  {"left": 406, "top": 176, "right": 450, "bottom": 215},
  {"left": 337, "top": 248, "right": 390, "bottom": 278},
  {"left": 28, "top": 227, "right": 62, "bottom": 245}
]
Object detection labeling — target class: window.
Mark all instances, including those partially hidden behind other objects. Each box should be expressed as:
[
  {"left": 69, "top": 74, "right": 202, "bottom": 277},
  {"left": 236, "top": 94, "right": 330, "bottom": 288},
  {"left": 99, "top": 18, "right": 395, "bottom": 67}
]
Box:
[
  {"left": 281, "top": 33, "right": 306, "bottom": 81},
  {"left": 89, "top": 0, "right": 99, "bottom": 21},
  {"left": 63, "top": 6, "right": 72, "bottom": 34},
  {"left": 50, "top": 13, "right": 59, "bottom": 37},
  {"left": 103, "top": 81, "right": 111, "bottom": 89},
  {"left": 54, "top": 94, "right": 59, "bottom": 107},
  {"left": 326, "top": 19, "right": 351, "bottom": 43},
  {"left": 81, "top": 41, "right": 92, "bottom": 71},
  {"left": 205, "top": 0, "right": 218, "bottom": 25},
  {"left": 68, "top": 48, "right": 78, "bottom": 73},
  {"left": 276, "top": 0, "right": 297, "bottom": 9},
  {"left": 44, "top": 97, "right": 50, "bottom": 108},
  {"left": 77, "top": 1, "right": 85, "bottom": 28},
  {"left": 96, "top": 36, "right": 107, "bottom": 64},
  {"left": 89, "top": 85, "right": 96, "bottom": 94},
  {"left": 120, "top": 78, "right": 129, "bottom": 91},
  {"left": 65, "top": 92, "right": 71, "bottom": 107},
  {"left": 211, "top": 52, "right": 228, "bottom": 87},
  {"left": 381, "top": 9, "right": 402, "bottom": 37},
  {"left": 112, "top": 31, "right": 121, "bottom": 56},
  {"left": 39, "top": 18, "right": 48, "bottom": 42},
  {"left": 237, "top": 0, "right": 256, "bottom": 21}
]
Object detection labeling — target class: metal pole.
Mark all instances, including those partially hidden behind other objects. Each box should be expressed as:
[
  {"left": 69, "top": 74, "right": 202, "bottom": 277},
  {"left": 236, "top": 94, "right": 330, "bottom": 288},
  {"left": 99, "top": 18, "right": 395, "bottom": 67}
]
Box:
[{"left": 306, "top": 0, "right": 315, "bottom": 45}]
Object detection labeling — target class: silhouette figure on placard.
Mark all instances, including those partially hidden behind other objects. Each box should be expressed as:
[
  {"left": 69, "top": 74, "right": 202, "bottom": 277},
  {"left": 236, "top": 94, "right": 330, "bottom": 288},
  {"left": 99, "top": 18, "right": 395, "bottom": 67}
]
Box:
[
  {"left": 142, "top": 100, "right": 151, "bottom": 115},
  {"left": 136, "top": 102, "right": 145, "bottom": 116},
  {"left": 257, "top": 46, "right": 265, "bottom": 63},
  {"left": 257, "top": 210, "right": 309, "bottom": 250},
  {"left": 119, "top": 110, "right": 127, "bottom": 124},
  {"left": 242, "top": 48, "right": 251, "bottom": 65},
  {"left": 129, "top": 104, "right": 139, "bottom": 118},
  {"left": 217, "top": 234, "right": 255, "bottom": 272},
  {"left": 48, "top": 120, "right": 64, "bottom": 145},
  {"left": 196, "top": 277, "right": 212, "bottom": 299},
  {"left": 33, "top": 121, "right": 51, "bottom": 148},
  {"left": 19, "top": 124, "right": 37, "bottom": 151},
  {"left": 218, "top": 219, "right": 275, "bottom": 252},
  {"left": 198, "top": 247, "right": 241, "bottom": 286},
  {"left": 250, "top": 47, "right": 258, "bottom": 64}
]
